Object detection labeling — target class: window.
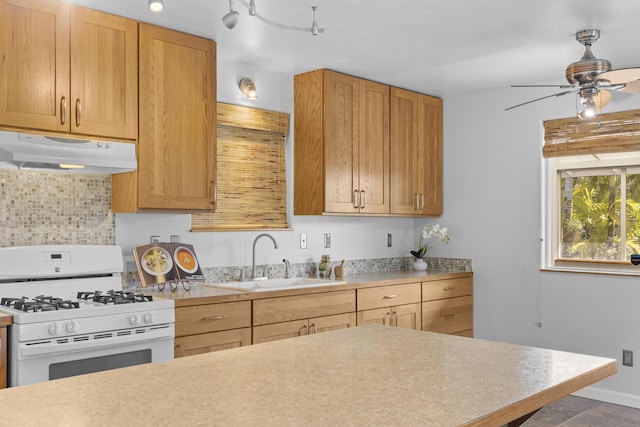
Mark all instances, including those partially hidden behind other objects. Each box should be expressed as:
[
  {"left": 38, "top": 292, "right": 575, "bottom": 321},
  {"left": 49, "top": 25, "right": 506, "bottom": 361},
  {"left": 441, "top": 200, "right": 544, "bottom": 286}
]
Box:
[{"left": 543, "top": 108, "right": 640, "bottom": 273}]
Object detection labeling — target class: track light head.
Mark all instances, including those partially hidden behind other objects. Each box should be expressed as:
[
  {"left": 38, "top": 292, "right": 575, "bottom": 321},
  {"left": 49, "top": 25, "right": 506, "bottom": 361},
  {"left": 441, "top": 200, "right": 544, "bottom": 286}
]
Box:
[{"left": 223, "top": 0, "right": 239, "bottom": 29}]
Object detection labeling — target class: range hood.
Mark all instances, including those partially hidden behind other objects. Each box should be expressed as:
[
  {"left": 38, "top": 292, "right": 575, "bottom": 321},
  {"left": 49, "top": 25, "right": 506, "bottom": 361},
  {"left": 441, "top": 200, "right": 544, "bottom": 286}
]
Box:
[{"left": 0, "top": 131, "right": 137, "bottom": 174}]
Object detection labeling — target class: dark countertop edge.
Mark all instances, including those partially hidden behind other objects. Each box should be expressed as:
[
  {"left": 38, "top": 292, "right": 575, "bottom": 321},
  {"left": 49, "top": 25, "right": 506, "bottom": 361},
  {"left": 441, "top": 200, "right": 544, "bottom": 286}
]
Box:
[{"left": 143, "top": 270, "right": 474, "bottom": 308}]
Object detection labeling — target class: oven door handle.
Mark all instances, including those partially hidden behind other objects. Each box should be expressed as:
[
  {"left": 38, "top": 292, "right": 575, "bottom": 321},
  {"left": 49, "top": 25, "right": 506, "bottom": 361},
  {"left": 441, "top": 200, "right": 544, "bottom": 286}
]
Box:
[{"left": 19, "top": 327, "right": 174, "bottom": 358}]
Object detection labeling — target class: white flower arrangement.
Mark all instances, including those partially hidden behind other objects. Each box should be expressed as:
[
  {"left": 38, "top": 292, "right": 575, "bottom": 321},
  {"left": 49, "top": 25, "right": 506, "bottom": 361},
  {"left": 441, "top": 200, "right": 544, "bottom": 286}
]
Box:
[{"left": 410, "top": 224, "right": 451, "bottom": 259}]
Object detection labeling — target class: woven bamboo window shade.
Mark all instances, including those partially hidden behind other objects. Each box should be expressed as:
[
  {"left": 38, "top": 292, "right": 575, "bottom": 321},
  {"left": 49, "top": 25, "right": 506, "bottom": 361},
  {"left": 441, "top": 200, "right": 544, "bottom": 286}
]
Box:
[
  {"left": 543, "top": 109, "right": 640, "bottom": 158},
  {"left": 191, "top": 103, "right": 289, "bottom": 231}
]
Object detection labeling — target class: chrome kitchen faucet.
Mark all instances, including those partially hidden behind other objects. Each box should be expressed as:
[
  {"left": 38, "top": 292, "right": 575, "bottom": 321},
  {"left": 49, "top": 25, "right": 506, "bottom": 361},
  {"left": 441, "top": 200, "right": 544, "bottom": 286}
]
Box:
[{"left": 251, "top": 233, "right": 278, "bottom": 280}]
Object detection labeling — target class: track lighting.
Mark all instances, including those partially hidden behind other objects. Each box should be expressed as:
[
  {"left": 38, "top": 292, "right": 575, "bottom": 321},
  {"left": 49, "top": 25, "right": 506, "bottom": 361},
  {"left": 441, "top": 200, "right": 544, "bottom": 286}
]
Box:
[
  {"left": 222, "top": 0, "right": 240, "bottom": 29},
  {"left": 222, "top": 1, "right": 324, "bottom": 35},
  {"left": 239, "top": 78, "right": 258, "bottom": 100},
  {"left": 148, "top": 0, "right": 164, "bottom": 13}
]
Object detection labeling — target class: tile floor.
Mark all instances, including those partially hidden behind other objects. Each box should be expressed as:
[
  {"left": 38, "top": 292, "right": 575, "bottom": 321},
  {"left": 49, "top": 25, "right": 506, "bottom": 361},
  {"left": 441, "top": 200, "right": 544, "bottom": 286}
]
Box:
[{"left": 523, "top": 395, "right": 640, "bottom": 426}]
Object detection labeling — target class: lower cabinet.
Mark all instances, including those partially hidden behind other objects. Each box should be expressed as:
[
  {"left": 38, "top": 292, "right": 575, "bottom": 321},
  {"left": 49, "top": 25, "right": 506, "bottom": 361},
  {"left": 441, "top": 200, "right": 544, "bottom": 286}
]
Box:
[
  {"left": 356, "top": 283, "right": 422, "bottom": 330},
  {"left": 252, "top": 290, "right": 356, "bottom": 344},
  {"left": 253, "top": 312, "right": 356, "bottom": 344},
  {"left": 174, "top": 300, "right": 252, "bottom": 358},
  {"left": 421, "top": 277, "right": 473, "bottom": 336}
]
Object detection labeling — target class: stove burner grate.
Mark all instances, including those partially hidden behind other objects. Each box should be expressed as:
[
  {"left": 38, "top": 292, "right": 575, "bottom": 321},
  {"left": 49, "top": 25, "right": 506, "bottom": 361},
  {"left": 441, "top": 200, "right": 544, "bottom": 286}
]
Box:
[
  {"left": 1, "top": 296, "right": 80, "bottom": 312},
  {"left": 77, "top": 290, "right": 154, "bottom": 305}
]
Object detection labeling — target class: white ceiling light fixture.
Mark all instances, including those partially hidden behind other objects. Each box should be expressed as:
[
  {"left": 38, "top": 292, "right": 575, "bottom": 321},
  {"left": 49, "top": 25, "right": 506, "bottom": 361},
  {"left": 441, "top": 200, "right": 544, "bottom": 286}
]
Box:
[
  {"left": 222, "top": 1, "right": 324, "bottom": 36},
  {"left": 239, "top": 78, "right": 258, "bottom": 100},
  {"left": 222, "top": 0, "right": 240, "bottom": 29},
  {"left": 148, "top": 0, "right": 164, "bottom": 13}
]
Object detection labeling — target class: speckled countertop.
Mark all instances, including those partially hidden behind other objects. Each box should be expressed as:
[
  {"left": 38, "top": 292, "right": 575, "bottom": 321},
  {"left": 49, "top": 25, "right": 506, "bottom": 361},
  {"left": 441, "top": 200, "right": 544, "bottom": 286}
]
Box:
[
  {"left": 0, "top": 325, "right": 616, "bottom": 427},
  {"left": 142, "top": 269, "right": 473, "bottom": 307}
]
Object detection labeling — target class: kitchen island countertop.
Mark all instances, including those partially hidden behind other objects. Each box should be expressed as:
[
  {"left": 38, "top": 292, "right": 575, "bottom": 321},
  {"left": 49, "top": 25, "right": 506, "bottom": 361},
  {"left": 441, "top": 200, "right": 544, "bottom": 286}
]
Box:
[{"left": 0, "top": 325, "right": 616, "bottom": 426}]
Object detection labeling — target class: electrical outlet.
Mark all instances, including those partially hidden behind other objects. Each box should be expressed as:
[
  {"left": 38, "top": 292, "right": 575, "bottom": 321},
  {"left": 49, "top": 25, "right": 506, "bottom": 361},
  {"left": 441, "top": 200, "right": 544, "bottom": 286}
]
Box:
[
  {"left": 324, "top": 233, "right": 331, "bottom": 248},
  {"left": 150, "top": 235, "right": 160, "bottom": 243},
  {"left": 300, "top": 233, "right": 307, "bottom": 249},
  {"left": 386, "top": 233, "right": 392, "bottom": 247},
  {"left": 623, "top": 349, "right": 634, "bottom": 367}
]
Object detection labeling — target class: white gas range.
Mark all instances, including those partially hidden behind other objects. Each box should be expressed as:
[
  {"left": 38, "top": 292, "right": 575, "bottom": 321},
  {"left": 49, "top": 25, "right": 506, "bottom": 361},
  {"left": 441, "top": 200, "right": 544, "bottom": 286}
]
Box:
[{"left": 0, "top": 245, "right": 174, "bottom": 387}]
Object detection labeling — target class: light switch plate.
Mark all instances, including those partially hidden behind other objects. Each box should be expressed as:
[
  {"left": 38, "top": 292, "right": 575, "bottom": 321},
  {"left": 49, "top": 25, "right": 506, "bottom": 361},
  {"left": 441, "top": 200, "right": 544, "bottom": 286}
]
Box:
[
  {"left": 324, "top": 233, "right": 331, "bottom": 248},
  {"left": 300, "top": 233, "right": 307, "bottom": 249}
]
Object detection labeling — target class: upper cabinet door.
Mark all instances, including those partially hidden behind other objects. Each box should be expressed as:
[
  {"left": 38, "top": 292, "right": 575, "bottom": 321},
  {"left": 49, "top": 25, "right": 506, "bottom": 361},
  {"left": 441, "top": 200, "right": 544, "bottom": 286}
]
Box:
[
  {"left": 323, "top": 70, "right": 360, "bottom": 214},
  {"left": 70, "top": 6, "right": 137, "bottom": 140},
  {"left": 358, "top": 79, "right": 389, "bottom": 214},
  {"left": 137, "top": 24, "right": 216, "bottom": 211},
  {"left": 390, "top": 87, "right": 419, "bottom": 215},
  {"left": 416, "top": 94, "right": 443, "bottom": 215},
  {"left": 0, "top": 0, "right": 70, "bottom": 132}
]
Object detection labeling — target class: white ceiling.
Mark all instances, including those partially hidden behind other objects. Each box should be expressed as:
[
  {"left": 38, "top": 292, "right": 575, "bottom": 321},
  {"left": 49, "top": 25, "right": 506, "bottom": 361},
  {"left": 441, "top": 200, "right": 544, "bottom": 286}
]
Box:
[{"left": 70, "top": 0, "right": 640, "bottom": 102}]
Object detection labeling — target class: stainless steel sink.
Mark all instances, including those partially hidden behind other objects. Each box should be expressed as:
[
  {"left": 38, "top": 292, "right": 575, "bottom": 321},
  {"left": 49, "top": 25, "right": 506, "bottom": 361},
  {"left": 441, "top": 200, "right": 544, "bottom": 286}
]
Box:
[{"left": 202, "top": 277, "right": 346, "bottom": 292}]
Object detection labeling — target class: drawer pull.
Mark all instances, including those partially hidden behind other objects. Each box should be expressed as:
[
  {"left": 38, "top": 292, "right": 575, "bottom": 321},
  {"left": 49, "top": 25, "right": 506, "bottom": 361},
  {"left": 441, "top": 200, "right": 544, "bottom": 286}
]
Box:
[
  {"left": 201, "top": 315, "right": 227, "bottom": 321},
  {"left": 443, "top": 287, "right": 457, "bottom": 291},
  {"left": 383, "top": 294, "right": 398, "bottom": 299},
  {"left": 444, "top": 314, "right": 456, "bottom": 320}
]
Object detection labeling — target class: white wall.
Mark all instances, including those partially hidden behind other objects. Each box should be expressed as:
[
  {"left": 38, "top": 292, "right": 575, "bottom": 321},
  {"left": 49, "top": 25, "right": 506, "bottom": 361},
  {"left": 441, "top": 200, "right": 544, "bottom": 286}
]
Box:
[
  {"left": 437, "top": 84, "right": 640, "bottom": 406},
  {"left": 116, "top": 59, "right": 415, "bottom": 271}
]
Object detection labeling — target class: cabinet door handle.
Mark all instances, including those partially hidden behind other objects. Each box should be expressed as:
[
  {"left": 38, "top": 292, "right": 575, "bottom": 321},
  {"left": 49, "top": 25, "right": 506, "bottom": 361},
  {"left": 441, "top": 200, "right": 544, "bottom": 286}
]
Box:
[
  {"left": 212, "top": 181, "right": 217, "bottom": 205},
  {"left": 360, "top": 190, "right": 365, "bottom": 209},
  {"left": 60, "top": 96, "right": 67, "bottom": 125},
  {"left": 300, "top": 324, "right": 308, "bottom": 336},
  {"left": 383, "top": 294, "right": 398, "bottom": 299},
  {"left": 201, "top": 315, "right": 226, "bottom": 321},
  {"left": 175, "top": 344, "right": 185, "bottom": 358},
  {"left": 383, "top": 312, "right": 391, "bottom": 326},
  {"left": 309, "top": 323, "right": 317, "bottom": 334},
  {"left": 353, "top": 189, "right": 359, "bottom": 209},
  {"left": 390, "top": 310, "right": 397, "bottom": 327},
  {"left": 414, "top": 193, "right": 419, "bottom": 210},
  {"left": 420, "top": 193, "right": 425, "bottom": 210},
  {"left": 75, "top": 99, "right": 81, "bottom": 127}
]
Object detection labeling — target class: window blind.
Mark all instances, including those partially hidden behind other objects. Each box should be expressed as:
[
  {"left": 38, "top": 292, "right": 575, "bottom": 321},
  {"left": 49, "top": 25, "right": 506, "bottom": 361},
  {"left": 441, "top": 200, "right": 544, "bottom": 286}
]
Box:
[
  {"left": 543, "top": 109, "right": 640, "bottom": 158},
  {"left": 191, "top": 103, "right": 289, "bottom": 231}
]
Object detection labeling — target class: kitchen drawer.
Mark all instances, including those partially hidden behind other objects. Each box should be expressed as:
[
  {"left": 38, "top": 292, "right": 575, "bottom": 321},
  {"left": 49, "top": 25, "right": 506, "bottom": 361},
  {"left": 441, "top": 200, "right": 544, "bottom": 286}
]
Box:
[
  {"left": 174, "top": 328, "right": 251, "bottom": 357},
  {"left": 175, "top": 301, "right": 251, "bottom": 337},
  {"left": 253, "top": 290, "right": 355, "bottom": 326},
  {"left": 357, "top": 282, "right": 421, "bottom": 311},
  {"left": 422, "top": 295, "right": 473, "bottom": 335},
  {"left": 422, "top": 277, "right": 472, "bottom": 301}
]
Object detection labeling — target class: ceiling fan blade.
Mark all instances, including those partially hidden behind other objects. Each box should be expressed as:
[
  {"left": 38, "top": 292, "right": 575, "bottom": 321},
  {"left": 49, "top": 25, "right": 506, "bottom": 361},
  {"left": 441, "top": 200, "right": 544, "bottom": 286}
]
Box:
[
  {"left": 596, "top": 68, "right": 640, "bottom": 84},
  {"left": 511, "top": 84, "right": 575, "bottom": 89},
  {"left": 593, "top": 90, "right": 612, "bottom": 112},
  {"left": 620, "top": 79, "right": 640, "bottom": 93},
  {"left": 505, "top": 89, "right": 577, "bottom": 111}
]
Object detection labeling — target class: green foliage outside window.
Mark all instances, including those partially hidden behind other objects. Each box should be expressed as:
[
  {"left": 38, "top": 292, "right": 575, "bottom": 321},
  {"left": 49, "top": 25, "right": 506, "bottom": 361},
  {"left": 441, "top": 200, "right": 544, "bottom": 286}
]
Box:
[{"left": 560, "top": 172, "right": 640, "bottom": 260}]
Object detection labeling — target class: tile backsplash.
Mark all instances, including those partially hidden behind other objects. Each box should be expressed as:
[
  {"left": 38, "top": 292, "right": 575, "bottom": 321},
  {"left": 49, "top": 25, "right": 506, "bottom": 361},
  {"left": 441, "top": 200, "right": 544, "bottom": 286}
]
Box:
[{"left": 0, "top": 170, "right": 114, "bottom": 246}]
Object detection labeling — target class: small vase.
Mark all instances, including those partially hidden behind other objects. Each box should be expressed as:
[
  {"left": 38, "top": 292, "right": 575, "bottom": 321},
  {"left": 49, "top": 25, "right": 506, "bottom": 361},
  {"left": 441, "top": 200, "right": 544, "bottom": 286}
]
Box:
[{"left": 412, "top": 258, "right": 428, "bottom": 271}]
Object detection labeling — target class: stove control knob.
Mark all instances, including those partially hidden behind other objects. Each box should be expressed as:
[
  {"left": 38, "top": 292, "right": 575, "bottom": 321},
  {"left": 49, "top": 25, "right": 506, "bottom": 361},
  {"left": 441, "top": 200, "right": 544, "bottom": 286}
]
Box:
[
  {"left": 128, "top": 314, "right": 141, "bottom": 326},
  {"left": 47, "top": 322, "right": 61, "bottom": 336},
  {"left": 65, "top": 320, "right": 79, "bottom": 333},
  {"left": 143, "top": 312, "right": 156, "bottom": 324}
]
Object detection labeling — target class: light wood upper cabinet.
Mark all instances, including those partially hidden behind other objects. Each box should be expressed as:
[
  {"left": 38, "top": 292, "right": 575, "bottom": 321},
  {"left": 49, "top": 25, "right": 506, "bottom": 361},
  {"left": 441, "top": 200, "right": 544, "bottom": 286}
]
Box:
[
  {"left": 70, "top": 6, "right": 137, "bottom": 140},
  {"left": 0, "top": 1, "right": 137, "bottom": 140},
  {"left": 112, "top": 23, "right": 217, "bottom": 212},
  {"left": 294, "top": 69, "right": 389, "bottom": 215},
  {"left": 390, "top": 87, "right": 443, "bottom": 216}
]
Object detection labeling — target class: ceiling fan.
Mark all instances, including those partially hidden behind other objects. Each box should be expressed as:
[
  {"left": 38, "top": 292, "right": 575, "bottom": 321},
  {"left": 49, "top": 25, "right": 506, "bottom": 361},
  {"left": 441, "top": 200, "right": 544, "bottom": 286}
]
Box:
[{"left": 506, "top": 29, "right": 640, "bottom": 118}]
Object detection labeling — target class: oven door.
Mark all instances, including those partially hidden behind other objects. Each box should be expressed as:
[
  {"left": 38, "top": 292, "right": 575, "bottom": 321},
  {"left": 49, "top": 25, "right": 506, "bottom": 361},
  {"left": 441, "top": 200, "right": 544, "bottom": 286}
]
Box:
[{"left": 9, "top": 324, "right": 174, "bottom": 387}]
